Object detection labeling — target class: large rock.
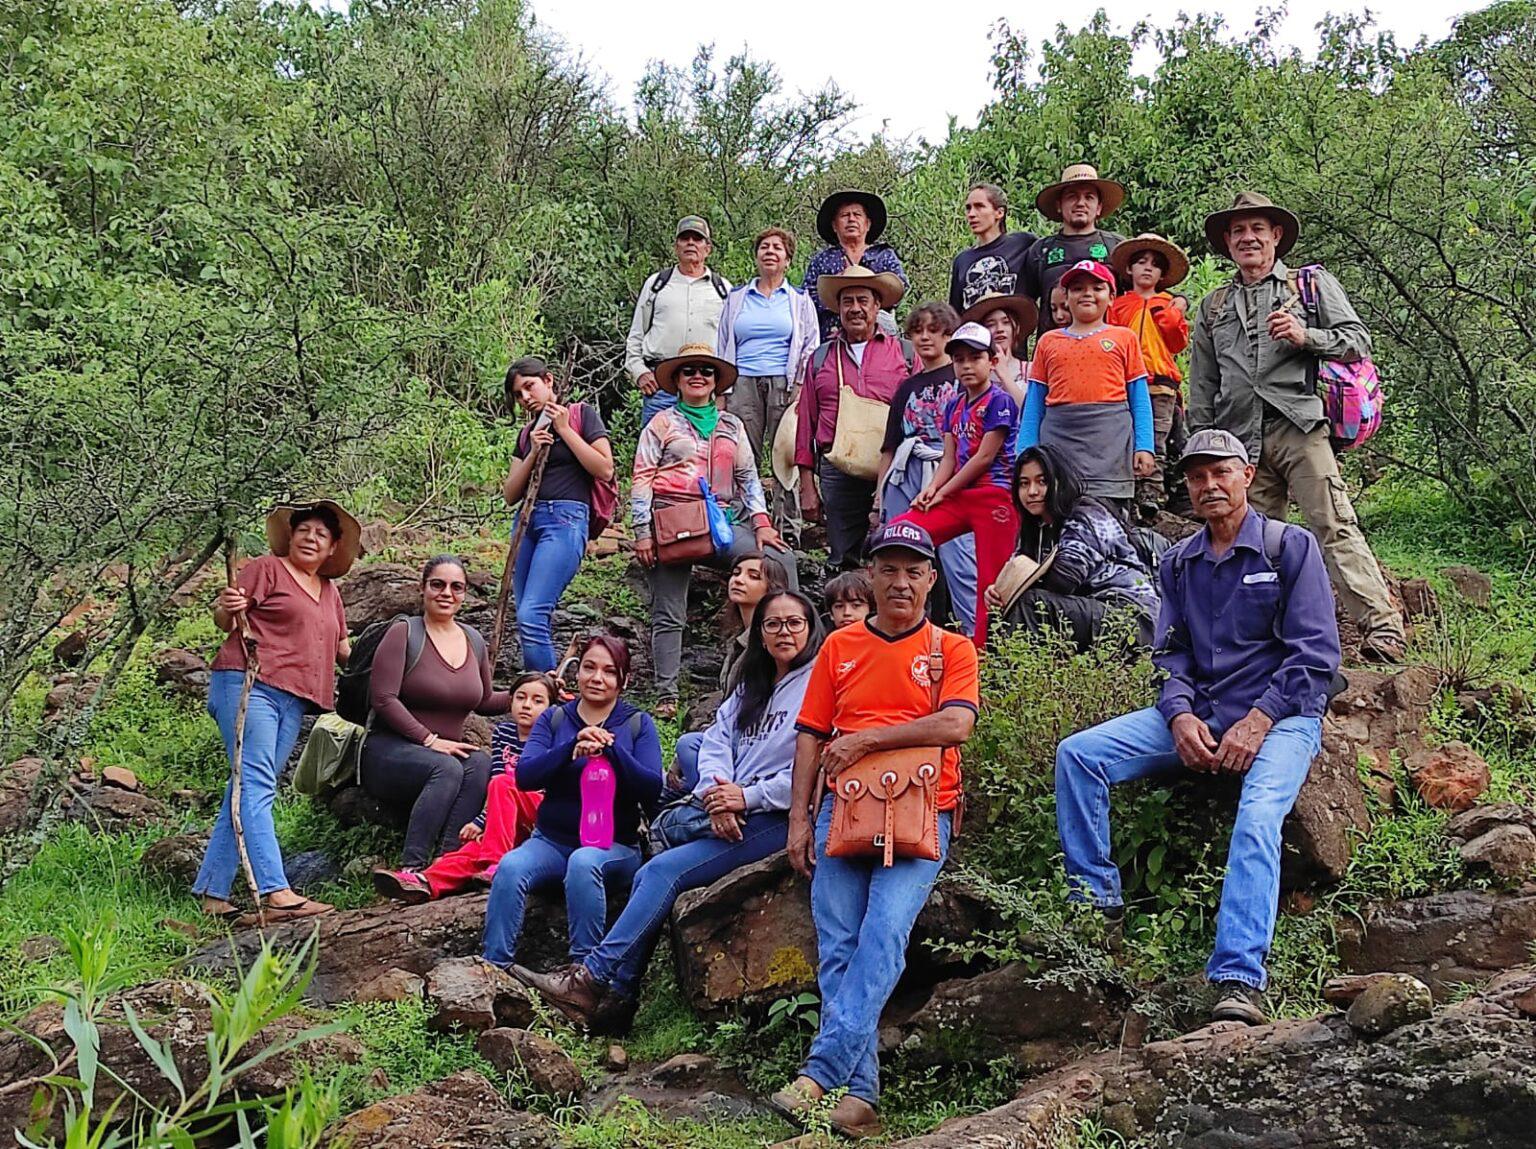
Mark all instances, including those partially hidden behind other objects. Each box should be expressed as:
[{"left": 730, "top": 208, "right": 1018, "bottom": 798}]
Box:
[
  {"left": 1337, "top": 888, "right": 1536, "bottom": 998},
  {"left": 476, "top": 1028, "right": 583, "bottom": 1097},
  {"left": 327, "top": 1070, "right": 557, "bottom": 1148},
  {"left": 1345, "top": 973, "right": 1434, "bottom": 1037},
  {"left": 67, "top": 783, "right": 171, "bottom": 830},
  {"left": 1442, "top": 563, "right": 1493, "bottom": 608},
  {"left": 1458, "top": 823, "right": 1536, "bottom": 881},
  {"left": 151, "top": 647, "right": 210, "bottom": 698},
  {"left": 0, "top": 757, "right": 49, "bottom": 838},
  {"left": 140, "top": 832, "right": 210, "bottom": 887},
  {"left": 1282, "top": 725, "right": 1371, "bottom": 886},
  {"left": 1409, "top": 741, "right": 1491, "bottom": 811},
  {"left": 423, "top": 957, "right": 534, "bottom": 1033}
]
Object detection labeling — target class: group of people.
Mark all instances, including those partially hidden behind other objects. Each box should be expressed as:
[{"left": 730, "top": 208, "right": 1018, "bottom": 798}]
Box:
[{"left": 188, "top": 166, "right": 1400, "bottom": 1139}]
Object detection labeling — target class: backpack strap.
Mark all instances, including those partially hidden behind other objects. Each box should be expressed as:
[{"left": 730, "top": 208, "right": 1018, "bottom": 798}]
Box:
[
  {"left": 708, "top": 270, "right": 728, "bottom": 300},
  {"left": 548, "top": 707, "right": 567, "bottom": 738},
  {"left": 926, "top": 624, "right": 944, "bottom": 713},
  {"left": 641, "top": 267, "right": 673, "bottom": 336},
  {"left": 403, "top": 616, "right": 428, "bottom": 677},
  {"left": 1205, "top": 284, "right": 1233, "bottom": 324},
  {"left": 899, "top": 338, "right": 916, "bottom": 374},
  {"left": 628, "top": 712, "right": 645, "bottom": 742},
  {"left": 459, "top": 621, "right": 487, "bottom": 665},
  {"left": 1260, "top": 515, "right": 1289, "bottom": 573},
  {"left": 812, "top": 341, "right": 833, "bottom": 374}
]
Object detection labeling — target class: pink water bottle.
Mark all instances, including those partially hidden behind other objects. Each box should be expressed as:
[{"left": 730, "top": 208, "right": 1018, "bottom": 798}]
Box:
[{"left": 579, "top": 755, "right": 617, "bottom": 849}]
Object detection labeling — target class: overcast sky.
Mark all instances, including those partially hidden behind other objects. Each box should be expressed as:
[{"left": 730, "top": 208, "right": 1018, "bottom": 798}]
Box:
[{"left": 528, "top": 1, "right": 1471, "bottom": 142}]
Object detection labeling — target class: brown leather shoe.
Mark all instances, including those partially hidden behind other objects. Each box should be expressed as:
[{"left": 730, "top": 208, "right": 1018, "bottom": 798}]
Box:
[
  {"left": 510, "top": 963, "right": 603, "bottom": 1028},
  {"left": 828, "top": 1094, "right": 882, "bottom": 1139},
  {"left": 1359, "top": 632, "right": 1407, "bottom": 664}
]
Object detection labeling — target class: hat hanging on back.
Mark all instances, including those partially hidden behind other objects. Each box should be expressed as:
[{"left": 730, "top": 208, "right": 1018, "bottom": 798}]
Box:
[
  {"left": 1202, "top": 191, "right": 1299, "bottom": 259},
  {"left": 816, "top": 189, "right": 888, "bottom": 246},
  {"left": 264, "top": 499, "right": 363, "bottom": 580},
  {"left": 1110, "top": 233, "right": 1191, "bottom": 289},
  {"left": 1035, "top": 164, "right": 1126, "bottom": 222}
]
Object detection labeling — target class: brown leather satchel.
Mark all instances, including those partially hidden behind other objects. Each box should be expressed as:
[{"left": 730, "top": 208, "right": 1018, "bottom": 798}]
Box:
[
  {"left": 826, "top": 624, "right": 946, "bottom": 867},
  {"left": 653, "top": 497, "right": 713, "bottom": 564}
]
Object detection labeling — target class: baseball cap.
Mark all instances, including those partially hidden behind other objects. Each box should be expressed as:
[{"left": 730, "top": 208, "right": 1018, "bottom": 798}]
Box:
[
  {"left": 1059, "top": 259, "right": 1116, "bottom": 289},
  {"left": 945, "top": 322, "right": 994, "bottom": 354},
  {"left": 868, "top": 521, "right": 936, "bottom": 561},
  {"left": 675, "top": 215, "right": 711, "bottom": 240},
  {"left": 1177, "top": 428, "right": 1250, "bottom": 471}
]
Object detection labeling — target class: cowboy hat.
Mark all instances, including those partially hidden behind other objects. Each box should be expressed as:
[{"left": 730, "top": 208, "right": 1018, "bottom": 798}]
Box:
[
  {"left": 816, "top": 189, "right": 888, "bottom": 246},
  {"left": 959, "top": 292, "right": 1040, "bottom": 338},
  {"left": 654, "top": 343, "right": 739, "bottom": 395},
  {"left": 1035, "top": 164, "right": 1125, "bottom": 222},
  {"left": 1203, "top": 191, "right": 1300, "bottom": 259},
  {"left": 264, "top": 499, "right": 362, "bottom": 580},
  {"left": 816, "top": 263, "right": 906, "bottom": 313},
  {"left": 1110, "top": 233, "right": 1191, "bottom": 289},
  {"left": 772, "top": 405, "right": 799, "bottom": 492},
  {"left": 991, "top": 550, "right": 1058, "bottom": 620}
]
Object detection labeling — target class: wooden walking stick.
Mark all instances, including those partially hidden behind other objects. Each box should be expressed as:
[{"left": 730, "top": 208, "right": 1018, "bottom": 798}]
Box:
[
  {"left": 223, "top": 531, "right": 265, "bottom": 927},
  {"left": 490, "top": 349, "right": 577, "bottom": 666}
]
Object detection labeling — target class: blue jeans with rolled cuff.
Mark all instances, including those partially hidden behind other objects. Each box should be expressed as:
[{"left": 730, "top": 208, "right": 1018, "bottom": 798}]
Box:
[{"left": 512, "top": 499, "right": 590, "bottom": 672}]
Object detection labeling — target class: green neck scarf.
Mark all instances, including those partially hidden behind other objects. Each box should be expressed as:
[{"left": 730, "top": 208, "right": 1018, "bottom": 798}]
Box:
[{"left": 676, "top": 399, "right": 720, "bottom": 439}]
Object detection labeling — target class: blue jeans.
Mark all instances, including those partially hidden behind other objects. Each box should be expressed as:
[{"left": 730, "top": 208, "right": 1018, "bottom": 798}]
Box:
[
  {"left": 803, "top": 801, "right": 952, "bottom": 1104},
  {"left": 1054, "top": 706, "right": 1322, "bottom": 989},
  {"left": 512, "top": 499, "right": 589, "bottom": 671},
  {"left": 193, "top": 672, "right": 308, "bottom": 899},
  {"left": 584, "top": 813, "right": 788, "bottom": 999},
  {"left": 674, "top": 731, "right": 704, "bottom": 789},
  {"left": 641, "top": 390, "right": 678, "bottom": 431},
  {"left": 882, "top": 460, "right": 979, "bottom": 634},
  {"left": 481, "top": 829, "right": 642, "bottom": 967}
]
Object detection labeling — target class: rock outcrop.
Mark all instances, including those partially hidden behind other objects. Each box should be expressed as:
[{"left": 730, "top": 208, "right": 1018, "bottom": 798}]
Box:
[
  {"left": 327, "top": 1070, "right": 558, "bottom": 1148},
  {"left": 1337, "top": 888, "right": 1536, "bottom": 997}
]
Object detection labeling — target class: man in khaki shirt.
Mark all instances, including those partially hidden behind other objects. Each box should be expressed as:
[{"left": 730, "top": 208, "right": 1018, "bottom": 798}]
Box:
[{"left": 1188, "top": 192, "right": 1405, "bottom": 663}]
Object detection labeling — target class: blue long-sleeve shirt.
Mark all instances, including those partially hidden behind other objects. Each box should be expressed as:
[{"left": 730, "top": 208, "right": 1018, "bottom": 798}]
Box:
[
  {"left": 1014, "top": 377, "right": 1154, "bottom": 456},
  {"left": 515, "top": 698, "right": 663, "bottom": 847},
  {"left": 1152, "top": 508, "right": 1340, "bottom": 736}
]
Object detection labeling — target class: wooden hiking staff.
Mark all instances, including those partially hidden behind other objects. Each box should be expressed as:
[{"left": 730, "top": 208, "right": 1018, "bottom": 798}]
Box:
[
  {"left": 490, "top": 348, "right": 577, "bottom": 666},
  {"left": 223, "top": 533, "right": 265, "bottom": 927}
]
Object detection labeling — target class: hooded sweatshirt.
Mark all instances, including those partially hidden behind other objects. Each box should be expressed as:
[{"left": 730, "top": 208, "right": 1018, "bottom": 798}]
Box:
[{"left": 690, "top": 662, "right": 813, "bottom": 814}]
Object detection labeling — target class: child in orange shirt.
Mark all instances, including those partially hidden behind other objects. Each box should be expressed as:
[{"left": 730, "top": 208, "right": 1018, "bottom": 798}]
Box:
[{"left": 1107, "top": 234, "right": 1190, "bottom": 521}]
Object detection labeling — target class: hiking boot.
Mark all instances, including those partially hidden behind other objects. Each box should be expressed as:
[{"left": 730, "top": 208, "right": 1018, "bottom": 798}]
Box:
[
  {"left": 654, "top": 698, "right": 679, "bottom": 721},
  {"left": 1359, "top": 632, "right": 1406, "bottom": 665},
  {"left": 1101, "top": 905, "right": 1127, "bottom": 954},
  {"left": 1210, "top": 980, "right": 1267, "bottom": 1026},
  {"left": 372, "top": 868, "right": 432, "bottom": 905},
  {"left": 590, "top": 987, "right": 639, "bottom": 1037},
  {"left": 828, "top": 1094, "right": 882, "bottom": 1140},
  {"left": 510, "top": 962, "right": 604, "bottom": 1028}
]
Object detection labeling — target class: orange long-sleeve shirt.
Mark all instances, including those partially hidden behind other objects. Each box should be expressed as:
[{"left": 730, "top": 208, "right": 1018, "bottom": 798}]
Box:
[{"left": 1107, "top": 291, "right": 1189, "bottom": 394}]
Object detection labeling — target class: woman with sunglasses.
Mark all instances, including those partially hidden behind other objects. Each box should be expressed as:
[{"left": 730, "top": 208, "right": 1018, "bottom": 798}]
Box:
[
  {"left": 631, "top": 343, "right": 798, "bottom": 719},
  {"left": 513, "top": 591, "right": 825, "bottom": 1034},
  {"left": 361, "top": 556, "right": 509, "bottom": 878}
]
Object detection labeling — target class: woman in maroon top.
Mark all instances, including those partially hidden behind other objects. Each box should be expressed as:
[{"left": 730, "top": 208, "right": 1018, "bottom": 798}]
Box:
[
  {"left": 195, "top": 501, "right": 356, "bottom": 922},
  {"left": 361, "top": 556, "right": 511, "bottom": 874}
]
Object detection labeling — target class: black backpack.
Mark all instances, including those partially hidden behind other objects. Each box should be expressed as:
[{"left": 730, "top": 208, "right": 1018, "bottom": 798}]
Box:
[
  {"left": 643, "top": 265, "right": 728, "bottom": 333},
  {"left": 1128, "top": 526, "right": 1173, "bottom": 579},
  {"left": 334, "top": 615, "right": 487, "bottom": 726}
]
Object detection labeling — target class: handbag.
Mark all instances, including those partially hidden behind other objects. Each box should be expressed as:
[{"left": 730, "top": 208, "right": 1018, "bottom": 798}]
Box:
[
  {"left": 646, "top": 797, "right": 717, "bottom": 854},
  {"left": 654, "top": 497, "right": 714, "bottom": 564},
  {"left": 826, "top": 624, "right": 946, "bottom": 867},
  {"left": 826, "top": 348, "right": 889, "bottom": 481}
]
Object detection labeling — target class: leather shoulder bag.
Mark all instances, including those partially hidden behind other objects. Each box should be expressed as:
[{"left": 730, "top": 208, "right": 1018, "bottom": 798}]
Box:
[{"left": 654, "top": 427, "right": 719, "bottom": 564}]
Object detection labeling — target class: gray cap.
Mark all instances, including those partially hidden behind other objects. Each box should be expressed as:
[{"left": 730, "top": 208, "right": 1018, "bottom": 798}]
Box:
[
  {"left": 675, "top": 215, "right": 711, "bottom": 240},
  {"left": 1177, "top": 428, "right": 1250, "bottom": 471}
]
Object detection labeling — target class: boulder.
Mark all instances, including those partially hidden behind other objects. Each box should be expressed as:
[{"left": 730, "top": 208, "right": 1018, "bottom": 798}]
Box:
[
  {"left": 1345, "top": 973, "right": 1434, "bottom": 1037},
  {"left": 151, "top": 648, "right": 210, "bottom": 698},
  {"left": 1409, "top": 742, "right": 1491, "bottom": 811},
  {"left": 1458, "top": 823, "right": 1536, "bottom": 880},
  {"left": 1337, "top": 889, "right": 1536, "bottom": 998},
  {"left": 284, "top": 849, "right": 342, "bottom": 892},
  {"left": 1446, "top": 803, "right": 1536, "bottom": 842},
  {"left": 1321, "top": 972, "right": 1397, "bottom": 1007},
  {"left": 424, "top": 957, "right": 535, "bottom": 1033},
  {"left": 0, "top": 757, "right": 50, "bottom": 837},
  {"left": 68, "top": 784, "right": 170, "bottom": 830},
  {"left": 355, "top": 968, "right": 426, "bottom": 1004},
  {"left": 1398, "top": 577, "right": 1439, "bottom": 619},
  {"left": 476, "top": 1028, "right": 583, "bottom": 1097},
  {"left": 140, "top": 833, "right": 210, "bottom": 887},
  {"left": 327, "top": 1070, "right": 558, "bottom": 1148},
  {"left": 1442, "top": 564, "right": 1493, "bottom": 608},
  {"left": 101, "top": 765, "right": 139, "bottom": 791},
  {"left": 338, "top": 563, "right": 490, "bottom": 636},
  {"left": 1282, "top": 726, "right": 1371, "bottom": 885}
]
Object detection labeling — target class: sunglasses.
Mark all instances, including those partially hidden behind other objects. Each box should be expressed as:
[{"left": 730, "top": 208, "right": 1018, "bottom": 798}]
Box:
[
  {"left": 679, "top": 364, "right": 717, "bottom": 378},
  {"left": 762, "top": 616, "right": 809, "bottom": 635},
  {"left": 427, "top": 578, "right": 467, "bottom": 595}
]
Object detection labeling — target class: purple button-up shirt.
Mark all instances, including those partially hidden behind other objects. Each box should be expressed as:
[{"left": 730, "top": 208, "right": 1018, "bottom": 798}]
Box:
[
  {"left": 803, "top": 243, "right": 909, "bottom": 339},
  {"left": 1153, "top": 508, "right": 1340, "bottom": 736}
]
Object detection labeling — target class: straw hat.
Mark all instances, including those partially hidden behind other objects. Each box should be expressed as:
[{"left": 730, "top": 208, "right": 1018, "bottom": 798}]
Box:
[
  {"left": 1034, "top": 164, "right": 1125, "bottom": 222},
  {"left": 1203, "top": 191, "right": 1300, "bottom": 259},
  {"left": 959, "top": 292, "right": 1039, "bottom": 338},
  {"left": 771, "top": 405, "right": 799, "bottom": 491},
  {"left": 816, "top": 189, "right": 888, "bottom": 246},
  {"left": 1110, "top": 233, "right": 1191, "bottom": 289},
  {"left": 815, "top": 263, "right": 906, "bottom": 313},
  {"left": 991, "top": 551, "right": 1058, "bottom": 620},
  {"left": 654, "top": 343, "right": 738, "bottom": 395},
  {"left": 264, "top": 499, "right": 362, "bottom": 580}
]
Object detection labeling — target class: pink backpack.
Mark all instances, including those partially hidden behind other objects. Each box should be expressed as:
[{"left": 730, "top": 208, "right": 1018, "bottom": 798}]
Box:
[{"left": 1293, "top": 266, "right": 1384, "bottom": 451}]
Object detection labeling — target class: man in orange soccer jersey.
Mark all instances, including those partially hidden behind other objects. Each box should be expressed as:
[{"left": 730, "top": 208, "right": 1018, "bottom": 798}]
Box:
[{"left": 767, "top": 521, "right": 979, "bottom": 1140}]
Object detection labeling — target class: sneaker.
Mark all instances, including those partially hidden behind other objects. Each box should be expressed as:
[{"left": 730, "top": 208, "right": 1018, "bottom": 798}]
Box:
[
  {"left": 1359, "top": 633, "right": 1407, "bottom": 665},
  {"left": 1210, "top": 980, "right": 1267, "bottom": 1025},
  {"left": 510, "top": 962, "right": 604, "bottom": 1029},
  {"left": 371, "top": 868, "right": 432, "bottom": 905}
]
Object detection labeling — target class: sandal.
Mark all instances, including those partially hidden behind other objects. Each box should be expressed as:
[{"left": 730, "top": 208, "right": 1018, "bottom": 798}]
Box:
[
  {"left": 250, "top": 897, "right": 335, "bottom": 923},
  {"left": 201, "top": 904, "right": 245, "bottom": 923}
]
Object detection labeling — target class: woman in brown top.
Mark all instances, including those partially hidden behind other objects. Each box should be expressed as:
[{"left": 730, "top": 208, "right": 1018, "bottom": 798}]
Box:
[
  {"left": 361, "top": 555, "right": 511, "bottom": 873},
  {"left": 195, "top": 500, "right": 357, "bottom": 922}
]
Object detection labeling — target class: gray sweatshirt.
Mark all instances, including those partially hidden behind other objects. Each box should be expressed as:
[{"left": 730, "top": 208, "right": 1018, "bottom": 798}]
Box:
[{"left": 689, "top": 662, "right": 812, "bottom": 814}]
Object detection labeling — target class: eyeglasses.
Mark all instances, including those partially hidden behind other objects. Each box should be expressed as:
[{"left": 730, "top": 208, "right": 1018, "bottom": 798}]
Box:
[
  {"left": 427, "top": 579, "right": 467, "bottom": 595},
  {"left": 762, "top": 616, "right": 809, "bottom": 635},
  {"left": 679, "top": 364, "right": 717, "bottom": 378}
]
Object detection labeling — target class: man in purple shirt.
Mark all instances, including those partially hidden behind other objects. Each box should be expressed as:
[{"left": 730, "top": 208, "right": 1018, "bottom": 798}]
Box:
[{"left": 1054, "top": 428, "right": 1340, "bottom": 1027}]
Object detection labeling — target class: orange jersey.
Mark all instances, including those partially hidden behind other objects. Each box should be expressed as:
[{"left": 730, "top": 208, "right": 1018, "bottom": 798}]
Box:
[
  {"left": 1106, "top": 292, "right": 1188, "bottom": 384},
  {"left": 1027, "top": 325, "right": 1148, "bottom": 407},
  {"left": 795, "top": 620, "right": 980, "bottom": 810}
]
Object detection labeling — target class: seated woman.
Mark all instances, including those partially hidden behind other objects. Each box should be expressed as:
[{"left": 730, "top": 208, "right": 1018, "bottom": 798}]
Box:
[
  {"left": 482, "top": 636, "right": 662, "bottom": 970},
  {"left": 362, "top": 556, "right": 508, "bottom": 876},
  {"left": 374, "top": 671, "right": 555, "bottom": 902},
  {"left": 513, "top": 590, "right": 825, "bottom": 1033},
  {"left": 987, "top": 445, "right": 1160, "bottom": 652}
]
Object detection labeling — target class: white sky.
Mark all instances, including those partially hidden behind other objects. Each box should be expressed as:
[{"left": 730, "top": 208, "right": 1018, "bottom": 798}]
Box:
[{"left": 528, "top": 1, "right": 1470, "bottom": 142}]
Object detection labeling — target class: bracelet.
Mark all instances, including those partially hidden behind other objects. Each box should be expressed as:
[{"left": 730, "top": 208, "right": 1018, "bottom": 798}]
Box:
[{"left": 424, "top": 734, "right": 438, "bottom": 748}]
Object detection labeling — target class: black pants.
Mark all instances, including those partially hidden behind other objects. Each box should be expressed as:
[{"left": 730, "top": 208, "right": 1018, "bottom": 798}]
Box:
[
  {"left": 361, "top": 729, "right": 492, "bottom": 870},
  {"left": 1004, "top": 589, "right": 1155, "bottom": 653},
  {"left": 818, "top": 457, "right": 876, "bottom": 570}
]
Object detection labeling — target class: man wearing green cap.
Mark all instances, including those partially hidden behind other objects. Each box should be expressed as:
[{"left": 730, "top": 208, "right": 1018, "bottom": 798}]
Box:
[{"left": 625, "top": 215, "right": 732, "bottom": 429}]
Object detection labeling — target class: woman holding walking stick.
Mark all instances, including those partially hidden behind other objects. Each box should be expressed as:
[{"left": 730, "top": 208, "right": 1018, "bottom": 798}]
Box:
[
  {"left": 501, "top": 356, "right": 615, "bottom": 672},
  {"left": 193, "top": 500, "right": 358, "bottom": 923}
]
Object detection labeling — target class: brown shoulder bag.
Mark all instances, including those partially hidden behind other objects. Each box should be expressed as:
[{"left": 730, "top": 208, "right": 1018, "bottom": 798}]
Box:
[
  {"left": 825, "top": 625, "right": 946, "bottom": 867},
  {"left": 653, "top": 426, "right": 717, "bottom": 565}
]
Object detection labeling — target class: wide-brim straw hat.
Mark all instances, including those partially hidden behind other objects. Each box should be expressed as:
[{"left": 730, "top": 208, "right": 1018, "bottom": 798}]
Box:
[
  {"left": 772, "top": 405, "right": 799, "bottom": 491},
  {"left": 959, "top": 293, "right": 1040, "bottom": 339},
  {"left": 1111, "top": 233, "right": 1191, "bottom": 289},
  {"left": 993, "top": 550, "right": 1058, "bottom": 619},
  {"left": 264, "top": 499, "right": 362, "bottom": 580},
  {"left": 1203, "top": 191, "right": 1300, "bottom": 259},
  {"left": 654, "top": 343, "right": 739, "bottom": 395},
  {"left": 816, "top": 189, "right": 888, "bottom": 246},
  {"left": 1035, "top": 164, "right": 1125, "bottom": 222},
  {"left": 816, "top": 263, "right": 906, "bottom": 313}
]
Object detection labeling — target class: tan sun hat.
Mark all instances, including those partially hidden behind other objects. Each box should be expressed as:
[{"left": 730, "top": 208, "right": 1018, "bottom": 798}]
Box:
[
  {"left": 654, "top": 343, "right": 738, "bottom": 395},
  {"left": 1035, "top": 164, "right": 1126, "bottom": 222},
  {"left": 772, "top": 405, "right": 799, "bottom": 491},
  {"left": 816, "top": 263, "right": 906, "bottom": 313},
  {"left": 1203, "top": 191, "right": 1300, "bottom": 259},
  {"left": 264, "top": 499, "right": 362, "bottom": 580},
  {"left": 1111, "top": 233, "right": 1191, "bottom": 289},
  {"left": 959, "top": 293, "right": 1040, "bottom": 339},
  {"left": 992, "top": 550, "right": 1058, "bottom": 620}
]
